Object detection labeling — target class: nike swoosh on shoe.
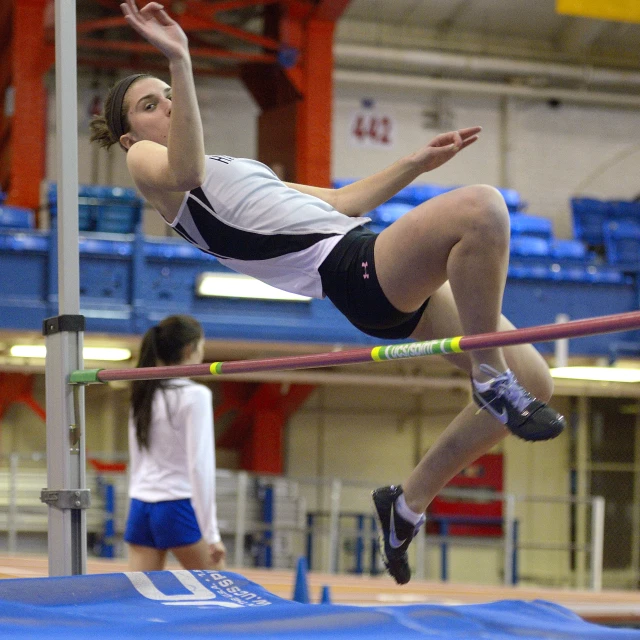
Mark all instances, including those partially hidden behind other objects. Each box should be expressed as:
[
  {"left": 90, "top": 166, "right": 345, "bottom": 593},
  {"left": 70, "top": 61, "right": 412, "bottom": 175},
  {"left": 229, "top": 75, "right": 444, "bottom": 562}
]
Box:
[
  {"left": 475, "top": 397, "right": 508, "bottom": 424},
  {"left": 389, "top": 505, "right": 407, "bottom": 549}
]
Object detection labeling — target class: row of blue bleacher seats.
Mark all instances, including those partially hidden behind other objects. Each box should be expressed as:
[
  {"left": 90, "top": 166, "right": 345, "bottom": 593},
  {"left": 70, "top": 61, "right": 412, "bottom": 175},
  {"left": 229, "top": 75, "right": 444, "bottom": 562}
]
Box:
[
  {"left": 3, "top": 183, "right": 640, "bottom": 267},
  {"left": 571, "top": 197, "right": 640, "bottom": 246},
  {"left": 332, "top": 179, "right": 523, "bottom": 213},
  {"left": 0, "top": 189, "right": 35, "bottom": 230},
  {"left": 0, "top": 186, "right": 143, "bottom": 234},
  {"left": 48, "top": 184, "right": 143, "bottom": 234},
  {"left": 335, "top": 180, "right": 640, "bottom": 267},
  {"left": 0, "top": 228, "right": 628, "bottom": 288},
  {"left": 571, "top": 197, "right": 640, "bottom": 265}
]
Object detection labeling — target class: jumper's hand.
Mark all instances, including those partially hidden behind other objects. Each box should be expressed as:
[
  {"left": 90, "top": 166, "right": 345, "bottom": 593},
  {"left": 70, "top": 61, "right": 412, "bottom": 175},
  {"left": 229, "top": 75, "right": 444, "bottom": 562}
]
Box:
[
  {"left": 410, "top": 126, "right": 482, "bottom": 173},
  {"left": 121, "top": 0, "right": 189, "bottom": 62}
]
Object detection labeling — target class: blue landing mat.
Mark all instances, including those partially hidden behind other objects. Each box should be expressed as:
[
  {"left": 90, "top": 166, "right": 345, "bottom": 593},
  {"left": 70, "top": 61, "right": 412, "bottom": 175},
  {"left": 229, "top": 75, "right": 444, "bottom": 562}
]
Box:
[{"left": 0, "top": 570, "right": 637, "bottom": 639}]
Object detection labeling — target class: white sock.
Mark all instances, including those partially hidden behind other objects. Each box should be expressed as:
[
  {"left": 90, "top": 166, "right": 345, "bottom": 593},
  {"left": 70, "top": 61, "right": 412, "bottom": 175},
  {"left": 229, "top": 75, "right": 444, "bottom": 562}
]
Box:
[{"left": 395, "top": 493, "right": 425, "bottom": 526}]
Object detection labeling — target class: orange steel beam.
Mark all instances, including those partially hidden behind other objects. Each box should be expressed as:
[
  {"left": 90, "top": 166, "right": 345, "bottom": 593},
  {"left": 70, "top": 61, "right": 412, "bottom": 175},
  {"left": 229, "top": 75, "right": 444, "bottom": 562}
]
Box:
[
  {"left": 77, "top": 56, "right": 240, "bottom": 77},
  {"left": 0, "top": 1, "right": 11, "bottom": 193},
  {"left": 7, "top": 0, "right": 49, "bottom": 214},
  {"left": 312, "top": 0, "right": 352, "bottom": 21},
  {"left": 196, "top": 0, "right": 281, "bottom": 11},
  {"left": 77, "top": 16, "right": 127, "bottom": 34},
  {"left": 185, "top": 16, "right": 281, "bottom": 50},
  {"left": 0, "top": 373, "right": 46, "bottom": 423},
  {"left": 295, "top": 18, "right": 336, "bottom": 186},
  {"left": 77, "top": 37, "right": 277, "bottom": 63}
]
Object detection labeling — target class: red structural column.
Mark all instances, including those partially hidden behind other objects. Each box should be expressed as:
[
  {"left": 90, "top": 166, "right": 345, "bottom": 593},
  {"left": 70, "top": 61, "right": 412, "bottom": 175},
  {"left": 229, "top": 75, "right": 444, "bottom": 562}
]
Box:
[
  {"left": 7, "top": 0, "right": 52, "bottom": 215},
  {"left": 293, "top": 18, "right": 335, "bottom": 187},
  {"left": 244, "top": 2, "right": 347, "bottom": 187},
  {"left": 0, "top": 1, "right": 13, "bottom": 192},
  {"left": 241, "top": 408, "right": 285, "bottom": 474}
]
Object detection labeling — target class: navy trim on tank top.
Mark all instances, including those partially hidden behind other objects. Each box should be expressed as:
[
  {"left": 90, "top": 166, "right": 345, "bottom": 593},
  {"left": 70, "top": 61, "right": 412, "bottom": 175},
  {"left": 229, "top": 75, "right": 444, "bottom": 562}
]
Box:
[{"left": 173, "top": 187, "right": 341, "bottom": 261}]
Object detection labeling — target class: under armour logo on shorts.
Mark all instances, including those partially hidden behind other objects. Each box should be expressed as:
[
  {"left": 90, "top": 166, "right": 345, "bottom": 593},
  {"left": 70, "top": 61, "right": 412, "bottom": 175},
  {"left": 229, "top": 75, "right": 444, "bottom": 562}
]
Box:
[{"left": 362, "top": 261, "right": 370, "bottom": 279}]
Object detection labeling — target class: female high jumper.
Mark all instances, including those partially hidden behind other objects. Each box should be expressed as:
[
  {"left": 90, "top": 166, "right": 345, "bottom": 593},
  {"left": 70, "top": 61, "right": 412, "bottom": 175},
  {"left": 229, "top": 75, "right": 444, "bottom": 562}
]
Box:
[{"left": 90, "top": 0, "right": 565, "bottom": 584}]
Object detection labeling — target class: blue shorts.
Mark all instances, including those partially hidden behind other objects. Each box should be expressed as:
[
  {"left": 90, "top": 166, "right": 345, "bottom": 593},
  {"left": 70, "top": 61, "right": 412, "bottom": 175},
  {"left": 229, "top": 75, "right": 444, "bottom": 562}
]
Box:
[{"left": 124, "top": 498, "right": 202, "bottom": 550}]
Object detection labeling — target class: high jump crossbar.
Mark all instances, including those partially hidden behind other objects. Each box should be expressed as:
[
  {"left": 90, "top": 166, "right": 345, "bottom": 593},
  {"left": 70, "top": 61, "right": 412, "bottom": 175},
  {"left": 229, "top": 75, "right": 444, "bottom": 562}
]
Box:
[{"left": 69, "top": 310, "right": 640, "bottom": 384}]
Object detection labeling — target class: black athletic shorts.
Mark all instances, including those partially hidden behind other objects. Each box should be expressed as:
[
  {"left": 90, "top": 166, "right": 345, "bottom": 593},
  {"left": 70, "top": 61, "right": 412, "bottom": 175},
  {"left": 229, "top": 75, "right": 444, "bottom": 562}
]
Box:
[{"left": 318, "top": 226, "right": 429, "bottom": 340}]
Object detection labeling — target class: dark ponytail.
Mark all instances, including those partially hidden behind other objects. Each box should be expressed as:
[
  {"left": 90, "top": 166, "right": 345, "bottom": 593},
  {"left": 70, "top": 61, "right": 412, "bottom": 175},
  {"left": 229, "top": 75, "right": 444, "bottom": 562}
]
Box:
[{"left": 131, "top": 315, "right": 204, "bottom": 449}]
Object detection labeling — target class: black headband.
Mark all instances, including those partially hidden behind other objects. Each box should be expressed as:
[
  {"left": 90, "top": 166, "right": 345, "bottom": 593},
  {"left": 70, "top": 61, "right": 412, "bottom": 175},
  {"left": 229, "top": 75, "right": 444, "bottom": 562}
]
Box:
[{"left": 107, "top": 74, "right": 146, "bottom": 142}]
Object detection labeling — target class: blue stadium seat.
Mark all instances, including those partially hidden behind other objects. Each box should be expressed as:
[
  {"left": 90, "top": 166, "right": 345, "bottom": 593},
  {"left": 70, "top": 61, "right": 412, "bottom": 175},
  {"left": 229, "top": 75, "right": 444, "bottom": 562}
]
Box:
[
  {"left": 94, "top": 186, "right": 142, "bottom": 234},
  {"left": 409, "top": 183, "right": 456, "bottom": 204},
  {"left": 331, "top": 178, "right": 356, "bottom": 189},
  {"left": 603, "top": 220, "right": 640, "bottom": 264},
  {"left": 49, "top": 183, "right": 143, "bottom": 233},
  {"left": 497, "top": 187, "right": 522, "bottom": 213},
  {"left": 370, "top": 203, "right": 413, "bottom": 226},
  {"left": 510, "top": 235, "right": 550, "bottom": 257},
  {"left": 608, "top": 200, "right": 640, "bottom": 226},
  {"left": 570, "top": 197, "right": 610, "bottom": 246},
  {"left": 550, "top": 239, "right": 587, "bottom": 260},
  {"left": 385, "top": 186, "right": 416, "bottom": 205},
  {"left": 510, "top": 214, "right": 553, "bottom": 239},
  {"left": 0, "top": 205, "right": 35, "bottom": 230}
]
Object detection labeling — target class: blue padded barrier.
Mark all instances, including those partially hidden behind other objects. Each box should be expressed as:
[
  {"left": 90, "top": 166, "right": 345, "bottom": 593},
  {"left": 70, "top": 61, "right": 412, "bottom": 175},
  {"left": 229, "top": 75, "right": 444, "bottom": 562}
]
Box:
[
  {"left": 510, "top": 214, "right": 553, "bottom": 239},
  {"left": 510, "top": 236, "right": 550, "bottom": 257},
  {"left": 0, "top": 205, "right": 35, "bottom": 229},
  {"left": 603, "top": 221, "right": 640, "bottom": 264},
  {"left": 0, "top": 190, "right": 5, "bottom": 204},
  {"left": 1, "top": 226, "right": 639, "bottom": 354},
  {"left": 0, "top": 231, "right": 49, "bottom": 253},
  {"left": 144, "top": 237, "right": 216, "bottom": 261},
  {"left": 571, "top": 197, "right": 610, "bottom": 246},
  {"left": 78, "top": 236, "right": 134, "bottom": 309},
  {"left": 0, "top": 571, "right": 637, "bottom": 640}
]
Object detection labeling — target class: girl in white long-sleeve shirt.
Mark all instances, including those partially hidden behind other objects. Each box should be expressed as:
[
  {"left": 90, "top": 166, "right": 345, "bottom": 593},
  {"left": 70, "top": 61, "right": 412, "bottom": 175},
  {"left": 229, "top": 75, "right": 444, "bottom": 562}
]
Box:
[{"left": 124, "top": 314, "right": 226, "bottom": 570}]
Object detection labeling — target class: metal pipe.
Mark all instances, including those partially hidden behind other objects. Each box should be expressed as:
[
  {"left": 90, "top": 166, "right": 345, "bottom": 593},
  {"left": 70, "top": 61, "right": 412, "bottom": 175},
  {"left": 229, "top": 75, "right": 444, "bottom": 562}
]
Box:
[
  {"left": 8, "top": 453, "right": 18, "bottom": 554},
  {"left": 555, "top": 313, "right": 570, "bottom": 368},
  {"left": 335, "top": 43, "right": 640, "bottom": 90},
  {"left": 234, "top": 471, "right": 248, "bottom": 569},
  {"left": 503, "top": 494, "right": 516, "bottom": 586},
  {"left": 590, "top": 496, "right": 605, "bottom": 591},
  {"left": 334, "top": 69, "right": 640, "bottom": 109},
  {"left": 327, "top": 479, "right": 341, "bottom": 574}
]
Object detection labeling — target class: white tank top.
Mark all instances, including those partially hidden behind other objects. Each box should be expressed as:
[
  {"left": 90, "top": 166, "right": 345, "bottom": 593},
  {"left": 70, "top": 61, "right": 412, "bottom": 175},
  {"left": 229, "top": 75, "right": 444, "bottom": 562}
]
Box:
[{"left": 169, "top": 156, "right": 369, "bottom": 298}]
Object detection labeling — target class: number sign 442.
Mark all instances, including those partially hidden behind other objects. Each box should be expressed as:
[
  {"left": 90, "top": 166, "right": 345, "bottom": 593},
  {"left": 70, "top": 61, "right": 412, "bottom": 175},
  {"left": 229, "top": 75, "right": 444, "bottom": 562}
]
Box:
[{"left": 350, "top": 112, "right": 395, "bottom": 148}]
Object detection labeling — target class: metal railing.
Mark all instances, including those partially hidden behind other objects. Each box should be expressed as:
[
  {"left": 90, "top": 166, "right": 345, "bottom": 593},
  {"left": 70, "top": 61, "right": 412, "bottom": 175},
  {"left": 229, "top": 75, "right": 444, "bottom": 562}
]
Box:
[{"left": 0, "top": 455, "right": 605, "bottom": 590}]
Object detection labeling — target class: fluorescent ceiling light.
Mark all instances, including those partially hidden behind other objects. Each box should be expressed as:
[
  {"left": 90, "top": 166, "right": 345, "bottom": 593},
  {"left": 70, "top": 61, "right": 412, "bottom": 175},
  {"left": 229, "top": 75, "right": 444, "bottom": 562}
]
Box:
[
  {"left": 196, "top": 272, "right": 311, "bottom": 302},
  {"left": 9, "top": 345, "right": 131, "bottom": 361},
  {"left": 550, "top": 366, "right": 640, "bottom": 383}
]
